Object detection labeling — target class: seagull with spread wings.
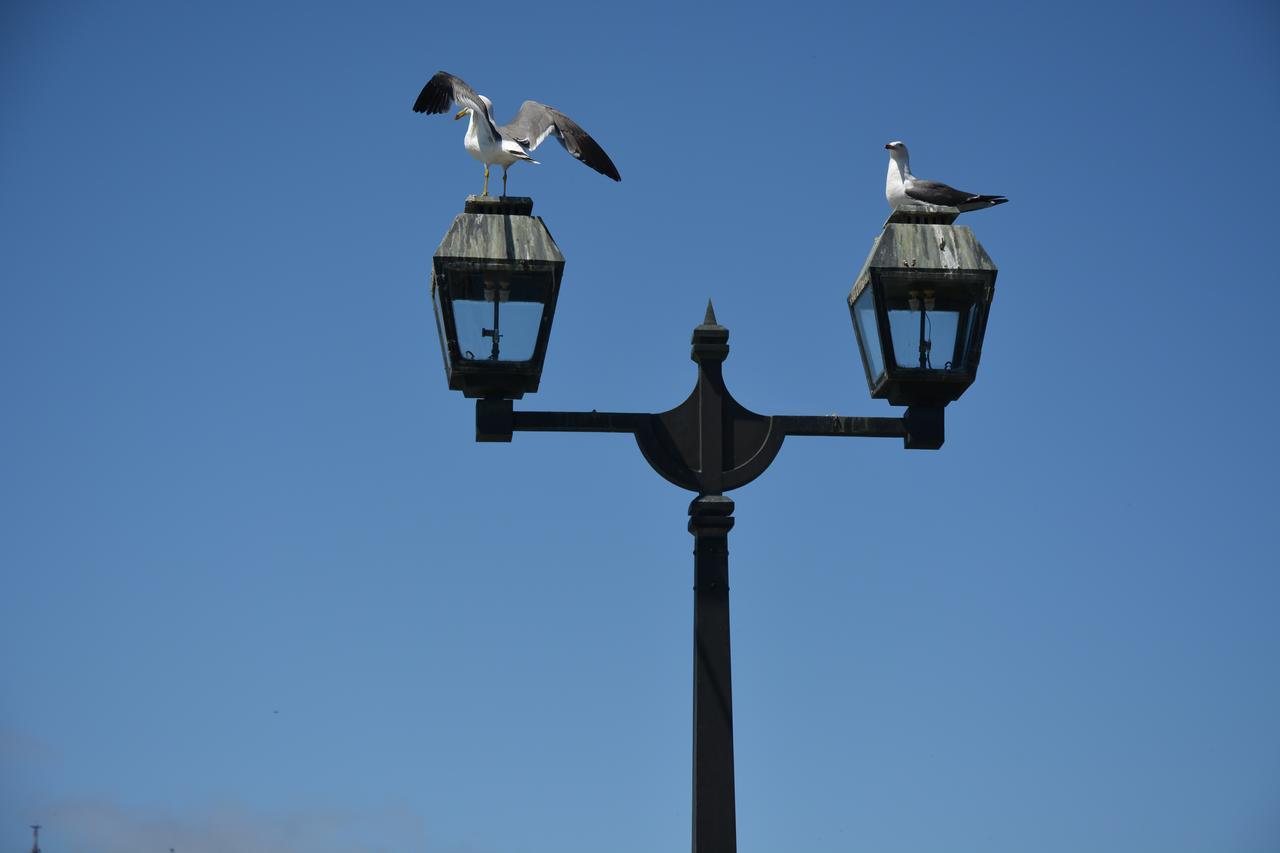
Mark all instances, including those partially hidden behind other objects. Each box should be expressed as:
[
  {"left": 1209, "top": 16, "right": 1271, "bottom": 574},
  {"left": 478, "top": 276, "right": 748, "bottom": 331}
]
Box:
[
  {"left": 884, "top": 141, "right": 1007, "bottom": 212},
  {"left": 413, "top": 71, "right": 621, "bottom": 197}
]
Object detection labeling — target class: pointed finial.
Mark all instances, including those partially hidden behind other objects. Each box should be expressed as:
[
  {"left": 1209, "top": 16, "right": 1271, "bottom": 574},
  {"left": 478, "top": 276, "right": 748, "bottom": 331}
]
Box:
[{"left": 690, "top": 298, "right": 729, "bottom": 361}]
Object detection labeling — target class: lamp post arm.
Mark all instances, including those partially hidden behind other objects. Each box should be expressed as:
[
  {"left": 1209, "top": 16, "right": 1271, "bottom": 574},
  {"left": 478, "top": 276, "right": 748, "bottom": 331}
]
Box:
[
  {"left": 774, "top": 414, "right": 906, "bottom": 438},
  {"left": 514, "top": 408, "right": 650, "bottom": 434},
  {"left": 476, "top": 398, "right": 649, "bottom": 441},
  {"left": 777, "top": 406, "right": 944, "bottom": 449},
  {"left": 477, "top": 399, "right": 943, "bottom": 453}
]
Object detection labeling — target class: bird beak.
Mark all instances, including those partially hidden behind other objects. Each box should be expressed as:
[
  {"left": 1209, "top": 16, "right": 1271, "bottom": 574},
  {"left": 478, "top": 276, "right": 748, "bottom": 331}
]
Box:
[
  {"left": 454, "top": 108, "right": 468, "bottom": 120},
  {"left": 884, "top": 143, "right": 892, "bottom": 149}
]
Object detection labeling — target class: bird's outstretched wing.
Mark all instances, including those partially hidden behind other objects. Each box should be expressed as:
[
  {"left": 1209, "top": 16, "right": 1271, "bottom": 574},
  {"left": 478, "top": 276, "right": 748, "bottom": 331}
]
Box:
[
  {"left": 906, "top": 180, "right": 1007, "bottom": 210},
  {"left": 501, "top": 101, "right": 621, "bottom": 181},
  {"left": 412, "top": 71, "right": 500, "bottom": 136}
]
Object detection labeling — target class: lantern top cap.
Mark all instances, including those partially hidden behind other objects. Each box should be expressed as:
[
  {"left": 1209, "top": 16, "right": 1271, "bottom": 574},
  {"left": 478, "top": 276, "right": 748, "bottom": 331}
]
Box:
[
  {"left": 464, "top": 195, "right": 534, "bottom": 216},
  {"left": 886, "top": 204, "right": 960, "bottom": 226}
]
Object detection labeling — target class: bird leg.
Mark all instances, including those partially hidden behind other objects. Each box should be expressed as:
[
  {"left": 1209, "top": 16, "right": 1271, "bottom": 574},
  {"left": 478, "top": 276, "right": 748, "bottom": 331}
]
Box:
[
  {"left": 482, "top": 164, "right": 490, "bottom": 197},
  {"left": 502, "top": 166, "right": 509, "bottom": 197}
]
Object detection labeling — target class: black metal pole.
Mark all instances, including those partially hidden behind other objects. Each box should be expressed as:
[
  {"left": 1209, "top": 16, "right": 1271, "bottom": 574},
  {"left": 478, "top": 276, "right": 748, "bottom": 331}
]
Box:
[
  {"left": 689, "top": 494, "right": 737, "bottom": 853},
  {"left": 470, "top": 303, "right": 943, "bottom": 851}
]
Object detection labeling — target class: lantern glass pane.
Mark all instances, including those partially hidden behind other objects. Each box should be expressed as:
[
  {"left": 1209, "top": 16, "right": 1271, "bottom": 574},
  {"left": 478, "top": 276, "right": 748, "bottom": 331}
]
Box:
[
  {"left": 882, "top": 282, "right": 979, "bottom": 371},
  {"left": 452, "top": 299, "right": 544, "bottom": 362},
  {"left": 445, "top": 269, "right": 551, "bottom": 363},
  {"left": 853, "top": 288, "right": 885, "bottom": 381}
]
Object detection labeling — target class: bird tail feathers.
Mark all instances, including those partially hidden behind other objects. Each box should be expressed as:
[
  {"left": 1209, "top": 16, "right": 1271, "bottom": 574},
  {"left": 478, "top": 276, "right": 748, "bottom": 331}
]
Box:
[
  {"left": 958, "top": 195, "right": 1009, "bottom": 211},
  {"left": 503, "top": 140, "right": 539, "bottom": 164}
]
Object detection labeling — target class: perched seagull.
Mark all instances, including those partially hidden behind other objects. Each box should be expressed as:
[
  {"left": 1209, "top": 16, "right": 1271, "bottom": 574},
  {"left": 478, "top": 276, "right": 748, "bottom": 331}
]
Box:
[
  {"left": 413, "top": 71, "right": 621, "bottom": 197},
  {"left": 884, "top": 141, "right": 1007, "bottom": 212}
]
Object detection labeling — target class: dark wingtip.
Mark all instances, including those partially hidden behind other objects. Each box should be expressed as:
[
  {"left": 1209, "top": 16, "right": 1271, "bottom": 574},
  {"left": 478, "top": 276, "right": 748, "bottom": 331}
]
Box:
[
  {"left": 412, "top": 70, "right": 454, "bottom": 114},
  {"left": 589, "top": 151, "right": 621, "bottom": 182},
  {"left": 601, "top": 155, "right": 621, "bottom": 181}
]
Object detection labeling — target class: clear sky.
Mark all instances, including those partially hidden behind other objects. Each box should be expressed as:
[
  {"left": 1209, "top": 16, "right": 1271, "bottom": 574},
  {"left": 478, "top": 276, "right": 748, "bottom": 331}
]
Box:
[{"left": 3, "top": 1, "right": 1279, "bottom": 851}]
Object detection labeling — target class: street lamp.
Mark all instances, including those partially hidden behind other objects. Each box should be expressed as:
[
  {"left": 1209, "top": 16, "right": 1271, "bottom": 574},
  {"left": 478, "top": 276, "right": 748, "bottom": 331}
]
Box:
[
  {"left": 429, "top": 194, "right": 1001, "bottom": 853},
  {"left": 431, "top": 195, "right": 563, "bottom": 399},
  {"left": 849, "top": 205, "right": 997, "bottom": 407}
]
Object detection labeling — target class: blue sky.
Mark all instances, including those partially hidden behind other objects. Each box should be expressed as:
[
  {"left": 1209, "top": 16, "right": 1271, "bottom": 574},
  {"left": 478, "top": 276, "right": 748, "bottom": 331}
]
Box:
[{"left": 3, "top": 1, "right": 1279, "bottom": 851}]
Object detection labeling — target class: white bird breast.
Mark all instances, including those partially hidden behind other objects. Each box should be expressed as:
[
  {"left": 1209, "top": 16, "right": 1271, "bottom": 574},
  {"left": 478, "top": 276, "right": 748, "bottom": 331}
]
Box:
[
  {"left": 462, "top": 112, "right": 527, "bottom": 167},
  {"left": 885, "top": 156, "right": 910, "bottom": 208}
]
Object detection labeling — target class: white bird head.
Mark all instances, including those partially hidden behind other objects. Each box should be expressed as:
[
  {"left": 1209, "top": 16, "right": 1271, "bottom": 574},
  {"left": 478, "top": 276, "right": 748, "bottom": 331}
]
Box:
[
  {"left": 884, "top": 140, "right": 910, "bottom": 161},
  {"left": 454, "top": 95, "right": 494, "bottom": 121}
]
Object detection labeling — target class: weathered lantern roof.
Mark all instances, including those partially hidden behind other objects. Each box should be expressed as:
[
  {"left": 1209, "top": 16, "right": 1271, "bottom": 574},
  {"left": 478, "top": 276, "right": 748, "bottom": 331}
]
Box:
[
  {"left": 849, "top": 205, "right": 998, "bottom": 406},
  {"left": 435, "top": 195, "right": 564, "bottom": 259},
  {"left": 432, "top": 196, "right": 565, "bottom": 399}
]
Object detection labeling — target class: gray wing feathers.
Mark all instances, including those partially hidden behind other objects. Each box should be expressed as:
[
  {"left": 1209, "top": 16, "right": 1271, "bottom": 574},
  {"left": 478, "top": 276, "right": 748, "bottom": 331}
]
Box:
[
  {"left": 501, "top": 101, "right": 621, "bottom": 181},
  {"left": 501, "top": 101, "right": 559, "bottom": 150},
  {"left": 906, "top": 180, "right": 1007, "bottom": 210}
]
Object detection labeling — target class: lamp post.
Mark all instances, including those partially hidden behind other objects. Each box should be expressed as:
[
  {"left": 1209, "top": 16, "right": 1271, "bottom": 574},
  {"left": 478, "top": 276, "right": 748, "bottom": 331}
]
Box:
[{"left": 430, "top": 196, "right": 999, "bottom": 852}]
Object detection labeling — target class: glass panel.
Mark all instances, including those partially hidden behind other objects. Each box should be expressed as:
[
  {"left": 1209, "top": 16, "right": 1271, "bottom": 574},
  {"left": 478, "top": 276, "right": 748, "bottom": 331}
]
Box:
[
  {"left": 452, "top": 299, "right": 544, "bottom": 361},
  {"left": 445, "top": 268, "right": 551, "bottom": 362},
  {"left": 853, "top": 288, "right": 885, "bottom": 381},
  {"left": 953, "top": 301, "right": 980, "bottom": 369},
  {"left": 887, "top": 306, "right": 958, "bottom": 369},
  {"left": 432, "top": 280, "right": 454, "bottom": 371},
  {"left": 881, "top": 281, "right": 977, "bottom": 371}
]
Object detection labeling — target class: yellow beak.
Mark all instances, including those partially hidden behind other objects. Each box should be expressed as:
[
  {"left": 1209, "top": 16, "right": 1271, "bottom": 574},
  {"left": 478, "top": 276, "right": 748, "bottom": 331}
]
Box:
[{"left": 454, "top": 108, "right": 469, "bottom": 120}]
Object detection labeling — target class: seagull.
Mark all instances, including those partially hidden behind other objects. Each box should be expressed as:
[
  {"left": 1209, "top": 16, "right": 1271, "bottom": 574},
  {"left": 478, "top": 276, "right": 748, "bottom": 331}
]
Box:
[
  {"left": 413, "top": 71, "right": 621, "bottom": 197},
  {"left": 884, "top": 141, "right": 1007, "bottom": 212}
]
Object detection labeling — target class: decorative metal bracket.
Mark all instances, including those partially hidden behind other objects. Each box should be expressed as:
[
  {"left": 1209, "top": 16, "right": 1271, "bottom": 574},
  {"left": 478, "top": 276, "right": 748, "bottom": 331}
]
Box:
[{"left": 475, "top": 302, "right": 945, "bottom": 484}]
